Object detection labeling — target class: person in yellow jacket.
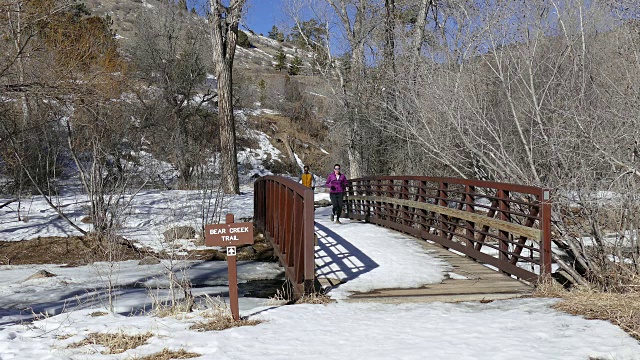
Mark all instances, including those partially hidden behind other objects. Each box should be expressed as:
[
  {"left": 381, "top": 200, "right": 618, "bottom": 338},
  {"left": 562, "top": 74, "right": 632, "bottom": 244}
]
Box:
[{"left": 298, "top": 165, "right": 316, "bottom": 190}]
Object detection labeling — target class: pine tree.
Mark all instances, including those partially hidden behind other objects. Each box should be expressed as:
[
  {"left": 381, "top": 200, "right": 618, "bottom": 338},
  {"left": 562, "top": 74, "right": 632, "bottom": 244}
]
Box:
[
  {"left": 288, "top": 55, "right": 303, "bottom": 75},
  {"left": 237, "top": 30, "right": 251, "bottom": 48},
  {"left": 274, "top": 48, "right": 287, "bottom": 72},
  {"left": 177, "top": 0, "right": 187, "bottom": 11},
  {"left": 257, "top": 79, "right": 267, "bottom": 104},
  {"left": 268, "top": 25, "right": 284, "bottom": 42}
]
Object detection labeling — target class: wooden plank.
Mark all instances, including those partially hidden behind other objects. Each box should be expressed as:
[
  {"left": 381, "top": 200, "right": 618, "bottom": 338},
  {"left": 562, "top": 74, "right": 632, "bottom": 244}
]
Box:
[
  {"left": 314, "top": 220, "right": 534, "bottom": 304},
  {"left": 346, "top": 293, "right": 530, "bottom": 303},
  {"left": 348, "top": 195, "right": 541, "bottom": 241},
  {"left": 351, "top": 286, "right": 531, "bottom": 298}
]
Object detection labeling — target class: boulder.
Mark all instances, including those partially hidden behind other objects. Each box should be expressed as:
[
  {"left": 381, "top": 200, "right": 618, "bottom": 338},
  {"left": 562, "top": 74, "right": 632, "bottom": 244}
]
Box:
[
  {"left": 163, "top": 226, "right": 196, "bottom": 241},
  {"left": 236, "top": 245, "right": 257, "bottom": 260},
  {"left": 25, "top": 270, "right": 57, "bottom": 281}
]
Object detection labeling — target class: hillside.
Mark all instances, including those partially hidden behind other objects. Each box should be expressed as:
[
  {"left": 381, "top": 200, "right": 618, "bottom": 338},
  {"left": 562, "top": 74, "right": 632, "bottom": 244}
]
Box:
[
  {"left": 82, "top": 0, "right": 317, "bottom": 75},
  {"left": 64, "top": 0, "right": 335, "bottom": 187}
]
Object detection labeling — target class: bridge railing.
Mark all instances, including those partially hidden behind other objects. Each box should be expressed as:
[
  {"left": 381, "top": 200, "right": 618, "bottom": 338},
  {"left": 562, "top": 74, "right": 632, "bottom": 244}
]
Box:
[
  {"left": 254, "top": 176, "right": 315, "bottom": 297},
  {"left": 345, "top": 176, "right": 551, "bottom": 283}
]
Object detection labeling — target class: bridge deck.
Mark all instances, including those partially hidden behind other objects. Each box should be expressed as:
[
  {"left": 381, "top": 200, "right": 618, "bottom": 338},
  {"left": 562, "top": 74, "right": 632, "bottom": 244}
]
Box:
[
  {"left": 314, "top": 208, "right": 533, "bottom": 303},
  {"left": 346, "top": 242, "right": 533, "bottom": 303}
]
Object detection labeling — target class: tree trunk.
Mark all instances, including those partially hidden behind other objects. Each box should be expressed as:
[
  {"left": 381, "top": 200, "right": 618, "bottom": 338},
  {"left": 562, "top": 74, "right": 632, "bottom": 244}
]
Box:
[
  {"left": 412, "top": 0, "right": 431, "bottom": 60},
  {"left": 209, "top": 0, "right": 245, "bottom": 195},
  {"left": 217, "top": 66, "right": 239, "bottom": 194}
]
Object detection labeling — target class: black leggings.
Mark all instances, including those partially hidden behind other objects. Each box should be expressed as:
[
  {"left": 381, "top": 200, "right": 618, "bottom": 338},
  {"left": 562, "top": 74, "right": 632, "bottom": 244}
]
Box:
[{"left": 330, "top": 193, "right": 344, "bottom": 219}]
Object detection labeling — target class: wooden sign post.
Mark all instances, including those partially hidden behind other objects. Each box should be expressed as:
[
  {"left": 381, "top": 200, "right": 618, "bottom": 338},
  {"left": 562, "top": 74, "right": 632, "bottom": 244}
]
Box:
[{"left": 204, "top": 214, "right": 254, "bottom": 321}]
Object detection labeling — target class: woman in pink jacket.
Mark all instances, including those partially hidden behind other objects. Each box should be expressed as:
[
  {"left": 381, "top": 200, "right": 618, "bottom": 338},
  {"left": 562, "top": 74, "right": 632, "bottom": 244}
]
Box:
[{"left": 326, "top": 164, "right": 348, "bottom": 223}]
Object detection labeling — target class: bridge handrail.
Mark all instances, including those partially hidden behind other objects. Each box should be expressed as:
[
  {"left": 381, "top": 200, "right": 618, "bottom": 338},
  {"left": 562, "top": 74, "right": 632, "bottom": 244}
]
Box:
[
  {"left": 254, "top": 176, "right": 315, "bottom": 296},
  {"left": 345, "top": 176, "right": 551, "bottom": 283}
]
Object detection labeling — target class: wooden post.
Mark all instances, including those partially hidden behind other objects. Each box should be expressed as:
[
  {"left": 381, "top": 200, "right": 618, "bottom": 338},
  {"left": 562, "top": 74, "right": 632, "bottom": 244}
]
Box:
[
  {"left": 226, "top": 213, "right": 240, "bottom": 321},
  {"left": 540, "top": 189, "right": 552, "bottom": 276}
]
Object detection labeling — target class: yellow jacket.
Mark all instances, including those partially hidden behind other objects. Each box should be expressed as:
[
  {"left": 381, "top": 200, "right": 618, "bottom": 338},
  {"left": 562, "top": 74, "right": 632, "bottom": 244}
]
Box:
[{"left": 299, "top": 172, "right": 315, "bottom": 188}]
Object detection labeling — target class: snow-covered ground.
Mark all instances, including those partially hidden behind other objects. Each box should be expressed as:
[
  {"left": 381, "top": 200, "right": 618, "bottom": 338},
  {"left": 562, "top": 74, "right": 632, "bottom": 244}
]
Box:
[
  {"left": 0, "top": 187, "right": 256, "bottom": 253},
  {"left": 0, "top": 260, "right": 283, "bottom": 325},
  {"left": 1, "top": 298, "right": 638, "bottom": 359},
  {"left": 2, "top": 189, "right": 639, "bottom": 358}
]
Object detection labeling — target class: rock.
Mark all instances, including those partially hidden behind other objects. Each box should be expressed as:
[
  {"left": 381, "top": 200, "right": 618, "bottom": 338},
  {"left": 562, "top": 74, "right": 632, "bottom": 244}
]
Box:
[
  {"left": 163, "top": 226, "right": 196, "bottom": 241},
  {"left": 25, "top": 270, "right": 57, "bottom": 281},
  {"left": 193, "top": 234, "right": 205, "bottom": 246},
  {"left": 315, "top": 199, "right": 331, "bottom": 207},
  {"left": 138, "top": 256, "right": 161, "bottom": 265},
  {"left": 236, "top": 245, "right": 257, "bottom": 260}
]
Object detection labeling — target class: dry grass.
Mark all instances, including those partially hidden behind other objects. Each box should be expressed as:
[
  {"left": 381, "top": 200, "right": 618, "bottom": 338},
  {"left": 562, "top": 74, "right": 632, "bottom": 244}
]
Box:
[
  {"left": 151, "top": 301, "right": 195, "bottom": 318},
  {"left": 294, "top": 292, "right": 334, "bottom": 305},
  {"left": 69, "top": 332, "right": 153, "bottom": 354},
  {"left": 189, "top": 297, "right": 263, "bottom": 332},
  {"left": 267, "top": 280, "right": 334, "bottom": 305},
  {"left": 0, "top": 236, "right": 144, "bottom": 265},
  {"left": 131, "top": 348, "right": 201, "bottom": 360},
  {"left": 553, "top": 289, "right": 640, "bottom": 341},
  {"left": 535, "top": 276, "right": 640, "bottom": 341},
  {"left": 190, "top": 316, "right": 263, "bottom": 332}
]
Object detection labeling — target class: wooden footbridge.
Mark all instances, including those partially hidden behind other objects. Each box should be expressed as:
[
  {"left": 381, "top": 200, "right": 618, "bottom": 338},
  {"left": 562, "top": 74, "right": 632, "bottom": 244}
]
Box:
[{"left": 254, "top": 176, "right": 552, "bottom": 302}]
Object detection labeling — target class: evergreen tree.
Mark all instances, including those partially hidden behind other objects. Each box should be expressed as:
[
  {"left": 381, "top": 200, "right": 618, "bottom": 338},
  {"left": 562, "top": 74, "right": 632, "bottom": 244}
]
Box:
[
  {"left": 274, "top": 48, "right": 287, "bottom": 71},
  {"left": 289, "top": 19, "right": 326, "bottom": 49},
  {"left": 237, "top": 30, "right": 251, "bottom": 48},
  {"left": 258, "top": 79, "right": 267, "bottom": 104},
  {"left": 177, "top": 0, "right": 187, "bottom": 11},
  {"left": 288, "top": 54, "right": 303, "bottom": 75},
  {"left": 268, "top": 25, "right": 284, "bottom": 42}
]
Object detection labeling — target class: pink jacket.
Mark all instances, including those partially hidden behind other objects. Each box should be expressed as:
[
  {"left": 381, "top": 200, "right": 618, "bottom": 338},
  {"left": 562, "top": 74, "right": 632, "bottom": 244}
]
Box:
[{"left": 326, "top": 172, "right": 348, "bottom": 193}]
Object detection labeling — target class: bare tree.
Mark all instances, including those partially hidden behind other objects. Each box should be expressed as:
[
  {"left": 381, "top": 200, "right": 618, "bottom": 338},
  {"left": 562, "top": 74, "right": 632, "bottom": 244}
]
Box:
[
  {"left": 209, "top": 0, "right": 246, "bottom": 194},
  {"left": 130, "top": 4, "right": 216, "bottom": 188},
  {"left": 370, "top": 0, "right": 640, "bottom": 288}
]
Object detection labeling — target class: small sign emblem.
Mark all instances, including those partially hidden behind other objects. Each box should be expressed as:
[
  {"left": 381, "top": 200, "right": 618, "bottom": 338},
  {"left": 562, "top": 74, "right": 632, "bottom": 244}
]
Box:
[{"left": 227, "top": 246, "right": 236, "bottom": 256}]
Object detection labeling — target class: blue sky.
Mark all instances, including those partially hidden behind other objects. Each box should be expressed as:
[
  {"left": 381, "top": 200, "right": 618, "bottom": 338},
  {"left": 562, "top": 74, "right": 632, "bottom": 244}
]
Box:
[{"left": 190, "top": 0, "right": 285, "bottom": 36}]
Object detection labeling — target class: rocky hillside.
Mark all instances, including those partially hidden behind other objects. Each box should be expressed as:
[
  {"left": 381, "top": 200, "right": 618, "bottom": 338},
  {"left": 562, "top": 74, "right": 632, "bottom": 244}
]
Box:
[
  {"left": 79, "top": 0, "right": 334, "bottom": 178},
  {"left": 82, "top": 0, "right": 316, "bottom": 74}
]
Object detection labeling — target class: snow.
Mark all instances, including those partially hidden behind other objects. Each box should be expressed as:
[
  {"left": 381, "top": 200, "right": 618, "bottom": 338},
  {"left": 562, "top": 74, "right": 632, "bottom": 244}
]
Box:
[
  {"left": 236, "top": 130, "right": 284, "bottom": 181},
  {"left": 1, "top": 139, "right": 639, "bottom": 359},
  {"left": 315, "top": 207, "right": 448, "bottom": 299},
  {"left": 0, "top": 260, "right": 283, "bottom": 324},
  {"left": 293, "top": 152, "right": 305, "bottom": 170},
  {"left": 247, "top": 108, "right": 280, "bottom": 116},
  {"left": 1, "top": 298, "right": 638, "bottom": 359},
  {"left": 0, "top": 188, "right": 255, "bottom": 254}
]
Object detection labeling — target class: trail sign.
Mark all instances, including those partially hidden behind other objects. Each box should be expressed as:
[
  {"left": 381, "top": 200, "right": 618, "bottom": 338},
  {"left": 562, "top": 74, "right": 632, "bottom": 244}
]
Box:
[
  {"left": 204, "top": 222, "right": 254, "bottom": 247},
  {"left": 204, "top": 214, "right": 251, "bottom": 321}
]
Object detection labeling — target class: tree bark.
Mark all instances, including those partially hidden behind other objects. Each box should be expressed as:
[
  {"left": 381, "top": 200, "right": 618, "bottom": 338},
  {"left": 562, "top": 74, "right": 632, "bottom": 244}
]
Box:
[
  {"left": 412, "top": 0, "right": 432, "bottom": 60},
  {"left": 217, "top": 66, "right": 239, "bottom": 193},
  {"left": 210, "top": 0, "right": 245, "bottom": 194}
]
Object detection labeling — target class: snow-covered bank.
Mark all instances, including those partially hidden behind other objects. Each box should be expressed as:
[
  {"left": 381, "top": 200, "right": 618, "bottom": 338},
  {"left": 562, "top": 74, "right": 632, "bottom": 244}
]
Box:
[
  {"left": 1, "top": 299, "right": 638, "bottom": 359},
  {"left": 0, "top": 188, "right": 332, "bottom": 253},
  {"left": 0, "top": 260, "right": 283, "bottom": 325},
  {"left": 0, "top": 187, "right": 256, "bottom": 253},
  {"left": 2, "top": 189, "right": 639, "bottom": 360}
]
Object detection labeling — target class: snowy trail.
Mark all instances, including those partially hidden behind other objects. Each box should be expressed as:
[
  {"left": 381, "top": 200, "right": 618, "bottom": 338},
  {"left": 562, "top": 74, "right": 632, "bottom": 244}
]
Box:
[{"left": 313, "top": 206, "right": 449, "bottom": 300}]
